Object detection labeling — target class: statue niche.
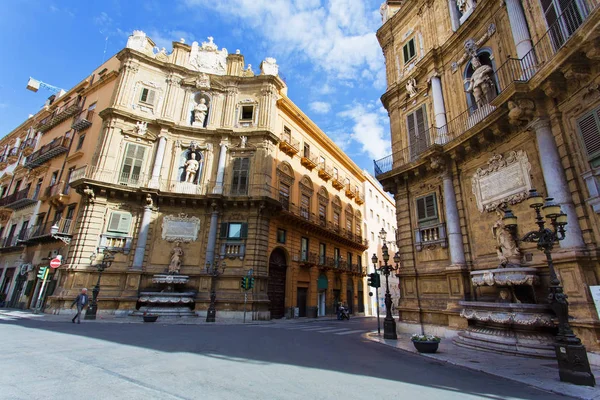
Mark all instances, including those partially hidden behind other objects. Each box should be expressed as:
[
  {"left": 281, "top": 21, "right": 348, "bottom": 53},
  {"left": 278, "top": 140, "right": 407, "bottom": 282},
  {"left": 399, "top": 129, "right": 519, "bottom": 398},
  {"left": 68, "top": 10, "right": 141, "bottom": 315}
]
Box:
[
  {"left": 180, "top": 149, "right": 203, "bottom": 184},
  {"left": 464, "top": 52, "right": 496, "bottom": 110},
  {"left": 191, "top": 93, "right": 210, "bottom": 128}
]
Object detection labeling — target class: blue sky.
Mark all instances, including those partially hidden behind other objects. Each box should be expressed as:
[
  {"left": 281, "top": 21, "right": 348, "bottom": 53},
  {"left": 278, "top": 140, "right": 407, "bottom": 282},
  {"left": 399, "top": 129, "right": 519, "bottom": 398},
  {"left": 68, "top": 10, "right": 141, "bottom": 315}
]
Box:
[{"left": 0, "top": 0, "right": 390, "bottom": 173}]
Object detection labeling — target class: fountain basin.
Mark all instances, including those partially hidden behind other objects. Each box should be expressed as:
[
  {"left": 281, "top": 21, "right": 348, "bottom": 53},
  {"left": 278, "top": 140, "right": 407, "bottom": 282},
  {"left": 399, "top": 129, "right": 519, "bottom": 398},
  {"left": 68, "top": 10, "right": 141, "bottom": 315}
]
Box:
[
  {"left": 471, "top": 268, "right": 539, "bottom": 287},
  {"left": 459, "top": 301, "right": 553, "bottom": 327}
]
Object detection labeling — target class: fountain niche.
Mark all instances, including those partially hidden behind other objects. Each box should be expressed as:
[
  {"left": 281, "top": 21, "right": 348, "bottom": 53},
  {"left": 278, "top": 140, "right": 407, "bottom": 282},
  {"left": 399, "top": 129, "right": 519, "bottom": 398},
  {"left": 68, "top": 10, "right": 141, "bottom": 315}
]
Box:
[
  {"left": 132, "top": 242, "right": 197, "bottom": 317},
  {"left": 454, "top": 212, "right": 556, "bottom": 358}
]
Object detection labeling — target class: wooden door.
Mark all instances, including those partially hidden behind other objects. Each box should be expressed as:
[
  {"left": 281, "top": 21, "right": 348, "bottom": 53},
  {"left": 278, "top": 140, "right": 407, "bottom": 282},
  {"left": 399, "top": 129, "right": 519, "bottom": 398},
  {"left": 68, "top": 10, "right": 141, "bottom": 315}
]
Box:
[{"left": 267, "top": 249, "right": 287, "bottom": 319}]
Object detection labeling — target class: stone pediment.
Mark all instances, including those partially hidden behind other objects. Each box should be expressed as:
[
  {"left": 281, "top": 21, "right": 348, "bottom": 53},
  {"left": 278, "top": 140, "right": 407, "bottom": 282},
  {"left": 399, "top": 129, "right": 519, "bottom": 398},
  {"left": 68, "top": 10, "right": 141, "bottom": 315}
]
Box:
[
  {"left": 188, "top": 37, "right": 228, "bottom": 75},
  {"left": 121, "top": 121, "right": 158, "bottom": 142}
]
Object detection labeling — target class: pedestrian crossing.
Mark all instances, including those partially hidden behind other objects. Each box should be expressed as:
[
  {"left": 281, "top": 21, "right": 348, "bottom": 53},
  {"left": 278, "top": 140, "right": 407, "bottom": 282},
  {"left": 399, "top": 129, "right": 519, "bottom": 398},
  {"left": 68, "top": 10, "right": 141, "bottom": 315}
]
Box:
[
  {"left": 248, "top": 319, "right": 369, "bottom": 336},
  {"left": 0, "top": 310, "right": 46, "bottom": 321}
]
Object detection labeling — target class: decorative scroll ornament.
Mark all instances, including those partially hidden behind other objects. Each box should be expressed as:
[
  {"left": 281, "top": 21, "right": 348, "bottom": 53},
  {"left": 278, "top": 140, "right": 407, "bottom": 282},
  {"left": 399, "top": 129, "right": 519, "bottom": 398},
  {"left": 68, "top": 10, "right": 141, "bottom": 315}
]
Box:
[
  {"left": 471, "top": 151, "right": 532, "bottom": 212},
  {"left": 189, "top": 37, "right": 228, "bottom": 75}
]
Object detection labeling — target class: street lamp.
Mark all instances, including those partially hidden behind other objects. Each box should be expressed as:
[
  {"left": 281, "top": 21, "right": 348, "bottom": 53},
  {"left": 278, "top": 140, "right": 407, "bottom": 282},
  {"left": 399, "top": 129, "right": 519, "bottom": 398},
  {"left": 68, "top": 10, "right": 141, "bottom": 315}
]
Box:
[
  {"left": 205, "top": 258, "right": 227, "bottom": 323},
  {"left": 84, "top": 249, "right": 116, "bottom": 320},
  {"left": 372, "top": 228, "right": 400, "bottom": 340},
  {"left": 503, "top": 189, "right": 595, "bottom": 387}
]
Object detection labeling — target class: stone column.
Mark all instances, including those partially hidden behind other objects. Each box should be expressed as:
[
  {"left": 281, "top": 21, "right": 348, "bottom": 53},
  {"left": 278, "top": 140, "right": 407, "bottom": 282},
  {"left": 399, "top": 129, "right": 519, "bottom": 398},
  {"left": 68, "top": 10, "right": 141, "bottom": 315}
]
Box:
[
  {"left": 308, "top": 266, "right": 319, "bottom": 318},
  {"left": 205, "top": 202, "right": 219, "bottom": 266},
  {"left": 448, "top": 0, "right": 460, "bottom": 31},
  {"left": 222, "top": 87, "right": 238, "bottom": 128},
  {"left": 340, "top": 272, "right": 348, "bottom": 304},
  {"left": 533, "top": 119, "right": 585, "bottom": 248},
  {"left": 148, "top": 133, "right": 168, "bottom": 189},
  {"left": 132, "top": 196, "right": 153, "bottom": 270},
  {"left": 213, "top": 142, "right": 228, "bottom": 195},
  {"left": 430, "top": 74, "right": 449, "bottom": 144},
  {"left": 116, "top": 58, "right": 139, "bottom": 107},
  {"left": 258, "top": 85, "right": 277, "bottom": 129},
  {"left": 442, "top": 166, "right": 466, "bottom": 266},
  {"left": 505, "top": 0, "right": 534, "bottom": 60}
]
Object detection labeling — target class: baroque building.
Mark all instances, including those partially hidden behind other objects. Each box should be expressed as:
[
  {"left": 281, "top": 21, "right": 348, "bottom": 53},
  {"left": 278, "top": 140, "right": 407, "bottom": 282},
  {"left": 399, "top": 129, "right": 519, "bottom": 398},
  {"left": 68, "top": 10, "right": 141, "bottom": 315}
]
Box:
[
  {"left": 375, "top": 0, "right": 600, "bottom": 353},
  {"left": 0, "top": 31, "right": 368, "bottom": 319}
]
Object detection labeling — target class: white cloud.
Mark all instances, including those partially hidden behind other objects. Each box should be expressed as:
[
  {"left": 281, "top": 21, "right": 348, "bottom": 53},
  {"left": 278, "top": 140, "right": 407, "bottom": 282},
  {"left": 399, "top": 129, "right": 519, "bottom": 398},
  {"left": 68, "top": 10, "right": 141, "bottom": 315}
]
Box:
[
  {"left": 180, "top": 0, "right": 385, "bottom": 87},
  {"left": 309, "top": 101, "right": 331, "bottom": 114},
  {"left": 338, "top": 101, "right": 390, "bottom": 160}
]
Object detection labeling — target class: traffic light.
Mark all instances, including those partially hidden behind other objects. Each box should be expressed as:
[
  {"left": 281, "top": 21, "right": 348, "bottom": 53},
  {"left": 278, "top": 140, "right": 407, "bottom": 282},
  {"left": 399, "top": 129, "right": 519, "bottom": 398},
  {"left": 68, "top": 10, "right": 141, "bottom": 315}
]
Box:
[
  {"left": 373, "top": 273, "right": 381, "bottom": 288},
  {"left": 367, "top": 273, "right": 374, "bottom": 287},
  {"left": 240, "top": 277, "right": 248, "bottom": 290},
  {"left": 249, "top": 277, "right": 255, "bottom": 289},
  {"left": 37, "top": 267, "right": 48, "bottom": 280},
  {"left": 368, "top": 273, "right": 381, "bottom": 288}
]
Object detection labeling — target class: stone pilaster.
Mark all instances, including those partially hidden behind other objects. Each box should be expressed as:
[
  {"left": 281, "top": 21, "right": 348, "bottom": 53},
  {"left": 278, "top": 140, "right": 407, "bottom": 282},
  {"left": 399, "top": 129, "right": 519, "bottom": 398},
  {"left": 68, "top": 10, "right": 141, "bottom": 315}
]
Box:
[
  {"left": 162, "top": 74, "right": 182, "bottom": 120},
  {"left": 222, "top": 87, "right": 238, "bottom": 128},
  {"left": 116, "top": 58, "right": 139, "bottom": 107},
  {"left": 213, "top": 141, "right": 228, "bottom": 194},
  {"left": 148, "top": 131, "right": 168, "bottom": 189},
  {"left": 258, "top": 84, "right": 277, "bottom": 129},
  {"left": 442, "top": 165, "right": 466, "bottom": 267},
  {"left": 132, "top": 196, "right": 154, "bottom": 270},
  {"left": 205, "top": 202, "right": 220, "bottom": 266},
  {"left": 532, "top": 118, "right": 585, "bottom": 248}
]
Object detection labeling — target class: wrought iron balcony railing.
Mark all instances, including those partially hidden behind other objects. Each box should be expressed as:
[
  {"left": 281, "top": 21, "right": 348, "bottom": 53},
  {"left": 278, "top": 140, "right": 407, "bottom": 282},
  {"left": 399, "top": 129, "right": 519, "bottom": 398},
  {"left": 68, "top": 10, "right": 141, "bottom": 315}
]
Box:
[{"left": 24, "top": 135, "right": 71, "bottom": 168}]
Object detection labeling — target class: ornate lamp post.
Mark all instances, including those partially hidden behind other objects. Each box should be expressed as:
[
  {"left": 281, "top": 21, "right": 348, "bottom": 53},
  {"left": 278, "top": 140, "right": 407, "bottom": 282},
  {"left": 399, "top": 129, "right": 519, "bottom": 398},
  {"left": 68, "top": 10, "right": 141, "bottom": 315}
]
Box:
[
  {"left": 372, "top": 228, "right": 400, "bottom": 340},
  {"left": 84, "top": 249, "right": 116, "bottom": 320},
  {"left": 503, "top": 189, "right": 595, "bottom": 387},
  {"left": 205, "top": 258, "right": 227, "bottom": 322}
]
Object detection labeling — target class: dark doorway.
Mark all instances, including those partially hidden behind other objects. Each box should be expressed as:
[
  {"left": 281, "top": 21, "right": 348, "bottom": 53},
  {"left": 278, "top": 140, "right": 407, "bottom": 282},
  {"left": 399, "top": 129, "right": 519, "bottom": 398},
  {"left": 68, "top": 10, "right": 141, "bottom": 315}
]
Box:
[
  {"left": 346, "top": 290, "right": 353, "bottom": 314},
  {"left": 267, "top": 248, "right": 287, "bottom": 319},
  {"left": 333, "top": 289, "right": 340, "bottom": 309},
  {"left": 358, "top": 283, "right": 364, "bottom": 313},
  {"left": 297, "top": 287, "right": 307, "bottom": 317}
]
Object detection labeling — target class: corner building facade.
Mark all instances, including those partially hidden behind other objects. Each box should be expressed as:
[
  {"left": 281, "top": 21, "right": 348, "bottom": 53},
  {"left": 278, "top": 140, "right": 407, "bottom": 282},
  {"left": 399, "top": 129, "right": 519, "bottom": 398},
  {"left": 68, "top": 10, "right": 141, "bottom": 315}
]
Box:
[
  {"left": 375, "top": 0, "right": 600, "bottom": 351},
  {"left": 34, "top": 32, "right": 368, "bottom": 319}
]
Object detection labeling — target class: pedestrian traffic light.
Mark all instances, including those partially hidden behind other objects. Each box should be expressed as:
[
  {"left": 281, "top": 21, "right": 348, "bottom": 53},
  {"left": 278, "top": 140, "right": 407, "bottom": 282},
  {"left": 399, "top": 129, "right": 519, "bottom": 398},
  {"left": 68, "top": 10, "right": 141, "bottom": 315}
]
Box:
[
  {"left": 368, "top": 273, "right": 381, "bottom": 288},
  {"left": 249, "top": 277, "right": 255, "bottom": 289},
  {"left": 240, "top": 277, "right": 248, "bottom": 290},
  {"left": 373, "top": 273, "right": 381, "bottom": 288},
  {"left": 37, "top": 267, "right": 48, "bottom": 280}
]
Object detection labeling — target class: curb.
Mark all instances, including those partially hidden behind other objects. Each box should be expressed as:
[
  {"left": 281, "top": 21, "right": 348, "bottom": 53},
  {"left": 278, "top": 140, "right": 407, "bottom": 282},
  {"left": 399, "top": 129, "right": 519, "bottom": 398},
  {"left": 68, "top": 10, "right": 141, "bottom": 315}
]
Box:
[{"left": 362, "top": 332, "right": 588, "bottom": 400}]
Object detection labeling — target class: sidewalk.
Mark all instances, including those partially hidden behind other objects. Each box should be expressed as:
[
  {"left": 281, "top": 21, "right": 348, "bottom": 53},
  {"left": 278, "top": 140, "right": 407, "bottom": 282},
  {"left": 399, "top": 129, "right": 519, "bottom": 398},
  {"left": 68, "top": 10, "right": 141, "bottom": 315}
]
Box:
[{"left": 365, "top": 332, "right": 600, "bottom": 400}]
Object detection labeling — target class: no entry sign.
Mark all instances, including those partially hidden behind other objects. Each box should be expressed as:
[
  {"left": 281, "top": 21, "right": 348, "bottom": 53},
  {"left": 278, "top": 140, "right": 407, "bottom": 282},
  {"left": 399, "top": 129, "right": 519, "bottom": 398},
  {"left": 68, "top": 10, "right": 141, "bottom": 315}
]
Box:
[{"left": 50, "top": 257, "right": 61, "bottom": 269}]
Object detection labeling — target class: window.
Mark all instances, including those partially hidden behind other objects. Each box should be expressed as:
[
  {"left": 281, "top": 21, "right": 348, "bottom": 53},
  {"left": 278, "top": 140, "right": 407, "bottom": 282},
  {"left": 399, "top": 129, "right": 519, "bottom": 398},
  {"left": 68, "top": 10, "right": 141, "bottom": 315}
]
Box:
[
  {"left": 416, "top": 193, "right": 438, "bottom": 226},
  {"left": 370, "top": 209, "right": 373, "bottom": 218},
  {"left": 139, "top": 87, "right": 156, "bottom": 104},
  {"left": 277, "top": 228, "right": 286, "bottom": 244},
  {"left": 369, "top": 189, "right": 373, "bottom": 198},
  {"left": 107, "top": 211, "right": 132, "bottom": 234},
  {"left": 333, "top": 211, "right": 340, "bottom": 228},
  {"left": 18, "top": 221, "right": 28, "bottom": 240},
  {"left": 357, "top": 255, "right": 362, "bottom": 269},
  {"left": 76, "top": 134, "right": 86, "bottom": 150},
  {"left": 64, "top": 168, "right": 75, "bottom": 194},
  {"left": 403, "top": 38, "right": 416, "bottom": 63},
  {"left": 319, "top": 243, "right": 326, "bottom": 265},
  {"left": 0, "top": 186, "right": 5, "bottom": 198},
  {"left": 120, "top": 143, "right": 147, "bottom": 184},
  {"left": 376, "top": 195, "right": 378, "bottom": 203},
  {"left": 407, "top": 104, "right": 429, "bottom": 159},
  {"left": 13, "top": 180, "right": 22, "bottom": 194},
  {"left": 231, "top": 157, "right": 250, "bottom": 195},
  {"left": 52, "top": 210, "right": 63, "bottom": 224},
  {"left": 240, "top": 105, "right": 254, "bottom": 121},
  {"left": 88, "top": 102, "right": 97, "bottom": 111},
  {"left": 50, "top": 171, "right": 58, "bottom": 186},
  {"left": 66, "top": 204, "right": 76, "bottom": 221},
  {"left": 541, "top": 0, "right": 584, "bottom": 51},
  {"left": 33, "top": 178, "right": 43, "bottom": 200},
  {"left": 371, "top": 232, "right": 374, "bottom": 242},
  {"left": 347, "top": 252, "right": 352, "bottom": 268},
  {"left": 220, "top": 222, "right": 248, "bottom": 239},
  {"left": 377, "top": 214, "right": 380, "bottom": 223},
  {"left": 577, "top": 107, "right": 600, "bottom": 167},
  {"left": 333, "top": 167, "right": 338, "bottom": 179},
  {"left": 6, "top": 224, "right": 17, "bottom": 244},
  {"left": 303, "top": 143, "right": 310, "bottom": 158},
  {"left": 383, "top": 218, "right": 386, "bottom": 226},
  {"left": 279, "top": 182, "right": 290, "bottom": 210},
  {"left": 346, "top": 216, "right": 352, "bottom": 233},
  {"left": 301, "top": 237, "right": 309, "bottom": 262},
  {"left": 334, "top": 247, "right": 340, "bottom": 267},
  {"left": 319, "top": 156, "right": 325, "bottom": 167},
  {"left": 301, "top": 194, "right": 310, "bottom": 220},
  {"left": 318, "top": 203, "right": 327, "bottom": 225}
]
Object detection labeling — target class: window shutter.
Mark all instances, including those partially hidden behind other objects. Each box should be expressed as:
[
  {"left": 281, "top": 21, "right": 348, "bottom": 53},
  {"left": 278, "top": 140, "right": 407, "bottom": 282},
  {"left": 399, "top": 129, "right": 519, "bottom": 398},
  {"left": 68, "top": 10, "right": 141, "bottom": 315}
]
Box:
[
  {"left": 407, "top": 113, "right": 416, "bottom": 139},
  {"left": 578, "top": 110, "right": 600, "bottom": 161},
  {"left": 220, "top": 222, "right": 228, "bottom": 239},
  {"left": 408, "top": 39, "right": 415, "bottom": 58},
  {"left": 108, "top": 212, "right": 131, "bottom": 233},
  {"left": 140, "top": 88, "right": 148, "bottom": 102},
  {"left": 147, "top": 89, "right": 156, "bottom": 105},
  {"left": 108, "top": 212, "right": 121, "bottom": 232},
  {"left": 403, "top": 45, "right": 409, "bottom": 63},
  {"left": 425, "top": 195, "right": 437, "bottom": 219},
  {"left": 416, "top": 197, "right": 426, "bottom": 220},
  {"left": 240, "top": 223, "right": 248, "bottom": 238},
  {"left": 416, "top": 106, "right": 427, "bottom": 137}
]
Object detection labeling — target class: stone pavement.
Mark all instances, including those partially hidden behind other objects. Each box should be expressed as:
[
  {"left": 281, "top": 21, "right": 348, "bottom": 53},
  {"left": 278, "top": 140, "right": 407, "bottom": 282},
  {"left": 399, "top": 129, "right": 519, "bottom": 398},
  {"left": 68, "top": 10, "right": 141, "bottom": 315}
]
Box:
[{"left": 366, "top": 332, "right": 600, "bottom": 400}]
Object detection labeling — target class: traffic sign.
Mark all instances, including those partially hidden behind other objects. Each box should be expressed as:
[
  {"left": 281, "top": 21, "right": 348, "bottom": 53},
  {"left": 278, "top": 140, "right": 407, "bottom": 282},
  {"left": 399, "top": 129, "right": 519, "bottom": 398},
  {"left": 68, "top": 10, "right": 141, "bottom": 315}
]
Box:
[{"left": 50, "top": 257, "right": 61, "bottom": 269}]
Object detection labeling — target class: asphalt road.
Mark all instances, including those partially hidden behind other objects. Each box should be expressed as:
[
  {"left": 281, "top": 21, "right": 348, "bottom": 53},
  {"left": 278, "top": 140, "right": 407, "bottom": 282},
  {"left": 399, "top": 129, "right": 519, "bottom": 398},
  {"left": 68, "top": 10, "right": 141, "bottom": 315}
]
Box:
[{"left": 0, "top": 316, "right": 571, "bottom": 400}]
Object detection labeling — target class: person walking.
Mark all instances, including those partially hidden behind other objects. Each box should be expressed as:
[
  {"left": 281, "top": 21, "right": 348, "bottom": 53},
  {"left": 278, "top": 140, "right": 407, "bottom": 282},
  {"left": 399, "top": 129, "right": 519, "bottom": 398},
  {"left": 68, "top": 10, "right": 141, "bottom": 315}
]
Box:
[{"left": 71, "top": 288, "right": 88, "bottom": 324}]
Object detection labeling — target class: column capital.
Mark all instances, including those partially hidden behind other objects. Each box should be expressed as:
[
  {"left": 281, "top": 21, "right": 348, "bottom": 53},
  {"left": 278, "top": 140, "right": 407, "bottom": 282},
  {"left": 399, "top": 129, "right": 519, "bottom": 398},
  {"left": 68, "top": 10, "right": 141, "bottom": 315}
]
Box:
[{"left": 529, "top": 117, "right": 551, "bottom": 132}]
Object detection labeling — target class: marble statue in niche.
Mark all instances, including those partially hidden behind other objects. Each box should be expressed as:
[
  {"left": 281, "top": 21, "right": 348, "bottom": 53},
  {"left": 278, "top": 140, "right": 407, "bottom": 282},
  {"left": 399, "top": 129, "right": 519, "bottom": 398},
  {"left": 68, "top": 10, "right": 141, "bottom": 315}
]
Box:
[
  {"left": 240, "top": 136, "right": 247, "bottom": 148},
  {"left": 168, "top": 242, "right": 184, "bottom": 274},
  {"left": 466, "top": 55, "right": 495, "bottom": 108},
  {"left": 492, "top": 210, "right": 521, "bottom": 267},
  {"left": 184, "top": 152, "right": 200, "bottom": 183},
  {"left": 193, "top": 98, "right": 208, "bottom": 127},
  {"left": 406, "top": 77, "right": 418, "bottom": 97}
]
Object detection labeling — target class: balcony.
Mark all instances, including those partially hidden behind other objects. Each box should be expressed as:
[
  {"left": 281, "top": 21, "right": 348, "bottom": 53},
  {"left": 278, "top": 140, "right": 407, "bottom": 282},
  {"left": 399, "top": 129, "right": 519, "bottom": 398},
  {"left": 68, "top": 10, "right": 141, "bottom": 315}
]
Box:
[
  {"left": 99, "top": 234, "right": 133, "bottom": 254},
  {"left": 0, "top": 187, "right": 38, "bottom": 210},
  {"left": 36, "top": 97, "right": 82, "bottom": 133},
  {"left": 24, "top": 135, "right": 71, "bottom": 168},
  {"left": 298, "top": 251, "right": 318, "bottom": 266},
  {"left": 0, "top": 155, "right": 7, "bottom": 170},
  {"left": 7, "top": 147, "right": 18, "bottom": 164},
  {"left": 155, "top": 179, "right": 210, "bottom": 195},
  {"left": 220, "top": 241, "right": 246, "bottom": 259},
  {"left": 414, "top": 222, "right": 447, "bottom": 251},
  {"left": 279, "top": 134, "right": 300, "bottom": 156},
  {"left": 24, "top": 218, "right": 74, "bottom": 244},
  {"left": 19, "top": 137, "right": 37, "bottom": 156},
  {"left": 344, "top": 185, "right": 355, "bottom": 199},
  {"left": 331, "top": 176, "right": 344, "bottom": 190},
  {"left": 318, "top": 164, "right": 333, "bottom": 181},
  {"left": 355, "top": 192, "right": 365, "bottom": 205},
  {"left": 43, "top": 181, "right": 71, "bottom": 206},
  {"left": 0, "top": 231, "right": 27, "bottom": 251},
  {"left": 300, "top": 152, "right": 318, "bottom": 170},
  {"left": 68, "top": 166, "right": 148, "bottom": 189},
  {"left": 71, "top": 109, "right": 94, "bottom": 131}
]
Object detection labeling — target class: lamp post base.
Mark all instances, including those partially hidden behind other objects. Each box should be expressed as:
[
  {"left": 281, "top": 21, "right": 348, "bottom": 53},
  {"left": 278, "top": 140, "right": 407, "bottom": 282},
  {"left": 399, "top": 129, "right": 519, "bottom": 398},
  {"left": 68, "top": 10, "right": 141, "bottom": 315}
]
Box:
[
  {"left": 206, "top": 308, "right": 216, "bottom": 322},
  {"left": 84, "top": 305, "right": 97, "bottom": 320},
  {"left": 383, "top": 318, "right": 397, "bottom": 340},
  {"left": 555, "top": 343, "right": 596, "bottom": 387}
]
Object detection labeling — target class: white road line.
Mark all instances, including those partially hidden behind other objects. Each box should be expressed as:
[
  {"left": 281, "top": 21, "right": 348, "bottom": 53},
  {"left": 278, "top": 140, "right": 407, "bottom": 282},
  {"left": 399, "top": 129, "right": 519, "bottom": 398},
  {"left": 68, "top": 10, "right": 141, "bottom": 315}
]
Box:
[
  {"left": 281, "top": 325, "right": 321, "bottom": 330},
  {"left": 298, "top": 326, "right": 335, "bottom": 331},
  {"left": 314, "top": 328, "right": 350, "bottom": 333},
  {"left": 334, "top": 329, "right": 366, "bottom": 335}
]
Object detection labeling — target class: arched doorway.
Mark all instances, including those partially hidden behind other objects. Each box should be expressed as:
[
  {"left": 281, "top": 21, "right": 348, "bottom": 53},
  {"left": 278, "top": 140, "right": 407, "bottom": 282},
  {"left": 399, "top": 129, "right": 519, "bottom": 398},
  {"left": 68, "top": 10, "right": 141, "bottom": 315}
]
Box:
[{"left": 267, "top": 248, "right": 287, "bottom": 319}]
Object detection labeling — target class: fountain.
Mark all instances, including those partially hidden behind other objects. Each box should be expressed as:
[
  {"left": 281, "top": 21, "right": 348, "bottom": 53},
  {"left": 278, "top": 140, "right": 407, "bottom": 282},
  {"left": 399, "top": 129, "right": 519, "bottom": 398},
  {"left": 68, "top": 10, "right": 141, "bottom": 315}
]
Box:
[
  {"left": 132, "top": 242, "right": 197, "bottom": 317},
  {"left": 454, "top": 211, "right": 556, "bottom": 358}
]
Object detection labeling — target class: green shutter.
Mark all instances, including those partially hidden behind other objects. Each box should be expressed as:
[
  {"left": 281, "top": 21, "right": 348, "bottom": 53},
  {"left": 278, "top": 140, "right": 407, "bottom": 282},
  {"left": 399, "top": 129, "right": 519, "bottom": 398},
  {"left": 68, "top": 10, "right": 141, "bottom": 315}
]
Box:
[
  {"left": 578, "top": 108, "right": 600, "bottom": 165},
  {"left": 220, "top": 223, "right": 228, "bottom": 239},
  {"left": 240, "top": 223, "right": 248, "bottom": 238},
  {"left": 403, "top": 44, "right": 409, "bottom": 63},
  {"left": 416, "top": 197, "right": 426, "bottom": 221}
]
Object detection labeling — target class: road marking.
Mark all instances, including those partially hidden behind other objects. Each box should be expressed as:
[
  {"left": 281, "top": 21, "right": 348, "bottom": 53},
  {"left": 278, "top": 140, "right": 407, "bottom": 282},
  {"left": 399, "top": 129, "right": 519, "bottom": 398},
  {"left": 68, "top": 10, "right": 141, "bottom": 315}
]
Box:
[
  {"left": 314, "top": 328, "right": 350, "bottom": 333},
  {"left": 334, "top": 329, "right": 366, "bottom": 335}
]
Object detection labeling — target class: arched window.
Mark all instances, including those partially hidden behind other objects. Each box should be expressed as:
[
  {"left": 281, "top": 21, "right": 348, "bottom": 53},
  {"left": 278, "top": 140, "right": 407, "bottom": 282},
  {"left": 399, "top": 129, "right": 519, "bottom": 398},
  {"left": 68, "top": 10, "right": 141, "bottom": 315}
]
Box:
[{"left": 276, "top": 162, "right": 294, "bottom": 210}]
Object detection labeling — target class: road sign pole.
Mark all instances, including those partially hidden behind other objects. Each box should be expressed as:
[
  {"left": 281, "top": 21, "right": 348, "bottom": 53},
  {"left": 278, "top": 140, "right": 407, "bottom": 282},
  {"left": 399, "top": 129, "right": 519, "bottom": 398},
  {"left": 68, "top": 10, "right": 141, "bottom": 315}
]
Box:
[
  {"left": 34, "top": 269, "right": 49, "bottom": 315},
  {"left": 243, "top": 291, "right": 248, "bottom": 324},
  {"left": 375, "top": 286, "right": 381, "bottom": 336}
]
